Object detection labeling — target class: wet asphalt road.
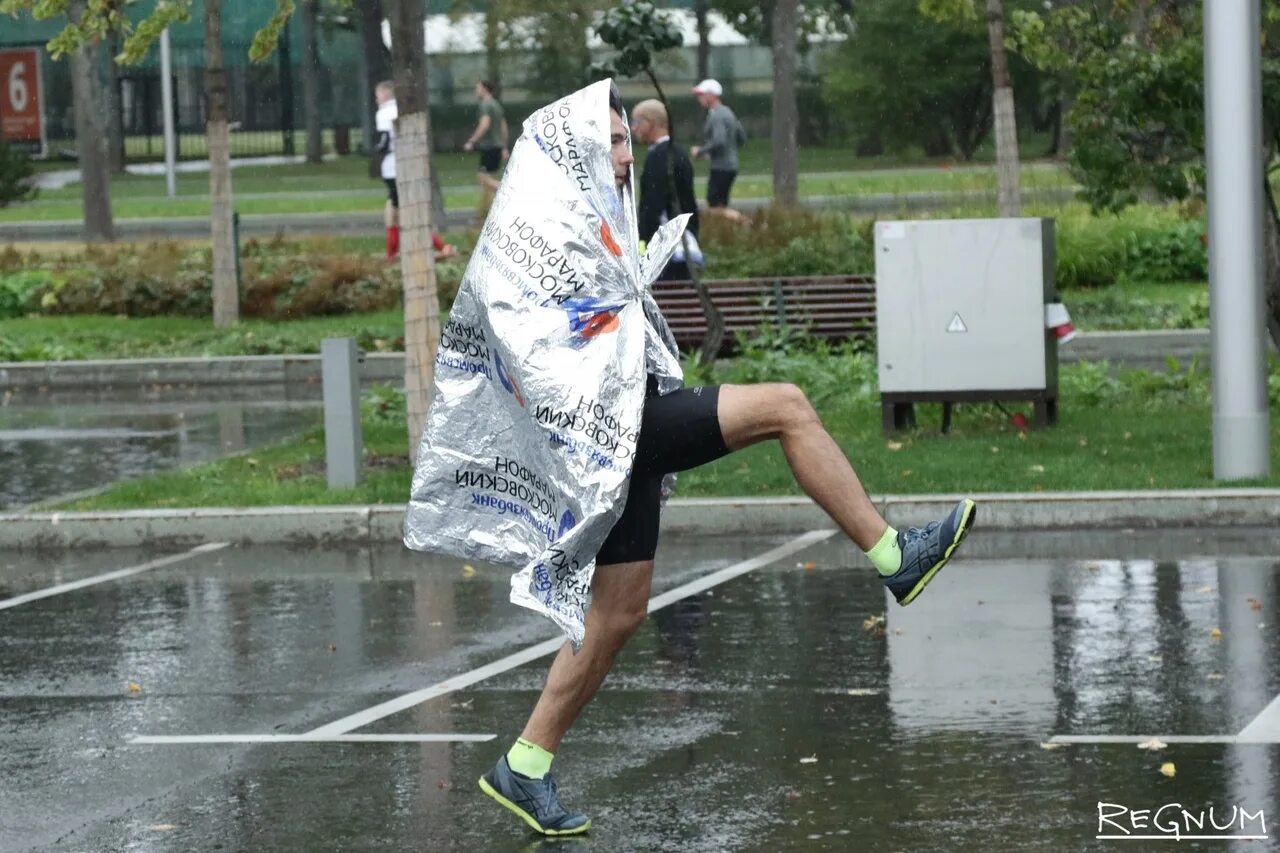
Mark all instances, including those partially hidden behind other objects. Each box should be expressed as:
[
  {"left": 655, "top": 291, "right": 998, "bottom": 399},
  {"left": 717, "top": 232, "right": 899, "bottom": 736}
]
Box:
[{"left": 2, "top": 529, "right": 1279, "bottom": 852}]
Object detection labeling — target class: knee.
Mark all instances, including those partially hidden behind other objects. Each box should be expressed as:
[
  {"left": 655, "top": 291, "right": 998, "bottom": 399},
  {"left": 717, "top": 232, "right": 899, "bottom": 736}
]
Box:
[
  {"left": 775, "top": 383, "right": 819, "bottom": 430},
  {"left": 597, "top": 602, "right": 648, "bottom": 651}
]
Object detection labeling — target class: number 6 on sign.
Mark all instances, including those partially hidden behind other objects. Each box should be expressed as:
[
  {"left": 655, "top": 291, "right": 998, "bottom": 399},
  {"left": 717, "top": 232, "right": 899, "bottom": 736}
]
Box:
[
  {"left": 0, "top": 47, "right": 46, "bottom": 157},
  {"left": 9, "top": 62, "right": 27, "bottom": 112}
]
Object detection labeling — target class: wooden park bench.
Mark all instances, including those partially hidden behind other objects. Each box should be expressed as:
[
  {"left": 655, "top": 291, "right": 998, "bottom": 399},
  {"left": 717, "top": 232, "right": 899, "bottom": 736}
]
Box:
[{"left": 651, "top": 274, "right": 876, "bottom": 356}]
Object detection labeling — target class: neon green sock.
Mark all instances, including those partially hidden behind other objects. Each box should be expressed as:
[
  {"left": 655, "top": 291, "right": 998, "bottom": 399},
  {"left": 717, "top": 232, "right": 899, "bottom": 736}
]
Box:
[
  {"left": 507, "top": 737, "right": 554, "bottom": 779},
  {"left": 865, "top": 526, "right": 902, "bottom": 576}
]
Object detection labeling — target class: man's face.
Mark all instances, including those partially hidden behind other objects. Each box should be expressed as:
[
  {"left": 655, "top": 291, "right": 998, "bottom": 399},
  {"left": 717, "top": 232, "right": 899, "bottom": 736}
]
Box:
[
  {"left": 375, "top": 87, "right": 391, "bottom": 105},
  {"left": 630, "top": 115, "right": 654, "bottom": 145},
  {"left": 610, "top": 109, "right": 633, "bottom": 188},
  {"left": 475, "top": 82, "right": 486, "bottom": 100},
  {"left": 694, "top": 91, "right": 711, "bottom": 109}
]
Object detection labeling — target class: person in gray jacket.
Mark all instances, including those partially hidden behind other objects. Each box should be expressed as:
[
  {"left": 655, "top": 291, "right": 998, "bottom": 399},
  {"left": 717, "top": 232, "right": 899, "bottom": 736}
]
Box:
[{"left": 690, "top": 78, "right": 746, "bottom": 209}]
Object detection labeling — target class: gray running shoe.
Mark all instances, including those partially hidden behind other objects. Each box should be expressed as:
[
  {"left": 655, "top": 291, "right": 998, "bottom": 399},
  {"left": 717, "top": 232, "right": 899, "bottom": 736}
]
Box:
[
  {"left": 884, "top": 498, "right": 977, "bottom": 605},
  {"left": 479, "top": 756, "right": 591, "bottom": 836}
]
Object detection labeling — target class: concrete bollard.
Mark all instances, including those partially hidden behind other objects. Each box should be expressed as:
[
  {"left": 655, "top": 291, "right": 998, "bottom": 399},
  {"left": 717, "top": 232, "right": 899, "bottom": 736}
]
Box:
[{"left": 321, "top": 338, "right": 363, "bottom": 489}]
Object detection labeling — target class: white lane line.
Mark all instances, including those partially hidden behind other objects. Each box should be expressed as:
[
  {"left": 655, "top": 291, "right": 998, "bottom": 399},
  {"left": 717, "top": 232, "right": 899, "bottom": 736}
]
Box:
[
  {"left": 1049, "top": 735, "right": 1239, "bottom": 745},
  {"left": 0, "top": 542, "right": 229, "bottom": 611},
  {"left": 1236, "top": 693, "right": 1280, "bottom": 742},
  {"left": 306, "top": 529, "right": 838, "bottom": 738},
  {"left": 130, "top": 733, "right": 496, "bottom": 744}
]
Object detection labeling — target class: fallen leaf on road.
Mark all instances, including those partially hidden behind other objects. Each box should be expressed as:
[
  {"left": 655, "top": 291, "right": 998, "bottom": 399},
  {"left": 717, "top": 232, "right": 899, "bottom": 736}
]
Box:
[
  {"left": 1138, "top": 739, "right": 1167, "bottom": 751},
  {"left": 147, "top": 825, "right": 177, "bottom": 832},
  {"left": 1039, "top": 742, "right": 1066, "bottom": 751},
  {"left": 846, "top": 688, "right": 880, "bottom": 696},
  {"left": 862, "top": 614, "right": 885, "bottom": 631},
  {"left": 1207, "top": 672, "right": 1224, "bottom": 680},
  {"left": 799, "top": 755, "right": 818, "bottom": 764},
  {"left": 462, "top": 564, "right": 476, "bottom": 578},
  {"left": 126, "top": 682, "right": 141, "bottom": 695},
  {"left": 1160, "top": 762, "right": 1176, "bottom": 778},
  {"left": 1210, "top": 627, "right": 1223, "bottom": 640},
  {"left": 327, "top": 644, "right": 337, "bottom": 653}
]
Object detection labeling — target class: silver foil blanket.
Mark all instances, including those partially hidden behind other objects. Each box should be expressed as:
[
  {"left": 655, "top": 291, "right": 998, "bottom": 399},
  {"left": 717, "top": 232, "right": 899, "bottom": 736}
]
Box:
[{"left": 404, "top": 80, "right": 690, "bottom": 645}]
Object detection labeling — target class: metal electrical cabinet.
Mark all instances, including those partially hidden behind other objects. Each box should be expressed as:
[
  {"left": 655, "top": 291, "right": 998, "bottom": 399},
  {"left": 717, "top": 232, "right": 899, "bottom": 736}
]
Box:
[{"left": 874, "top": 217, "right": 1058, "bottom": 434}]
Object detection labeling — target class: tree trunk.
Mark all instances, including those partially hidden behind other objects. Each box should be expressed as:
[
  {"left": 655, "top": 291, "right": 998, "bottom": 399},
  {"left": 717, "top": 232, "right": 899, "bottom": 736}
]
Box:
[
  {"left": 301, "top": 0, "right": 324, "bottom": 164},
  {"left": 771, "top": 0, "right": 799, "bottom": 206},
  {"left": 357, "top": 0, "right": 391, "bottom": 176},
  {"left": 206, "top": 0, "right": 238, "bottom": 328},
  {"left": 986, "top": 0, "right": 1021, "bottom": 216},
  {"left": 1262, "top": 172, "right": 1280, "bottom": 353},
  {"left": 695, "top": 0, "right": 711, "bottom": 81},
  {"left": 387, "top": 0, "right": 440, "bottom": 459},
  {"left": 104, "top": 29, "right": 126, "bottom": 174},
  {"left": 69, "top": 3, "right": 113, "bottom": 242},
  {"left": 484, "top": 2, "right": 502, "bottom": 89}
]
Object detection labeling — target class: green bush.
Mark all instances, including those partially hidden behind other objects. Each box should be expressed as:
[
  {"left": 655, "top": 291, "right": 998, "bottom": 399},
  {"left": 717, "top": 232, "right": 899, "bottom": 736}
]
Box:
[
  {"left": 1053, "top": 204, "right": 1207, "bottom": 289},
  {"left": 0, "top": 269, "right": 58, "bottom": 318},
  {"left": 699, "top": 207, "right": 873, "bottom": 278},
  {"left": 0, "top": 140, "right": 37, "bottom": 208}
]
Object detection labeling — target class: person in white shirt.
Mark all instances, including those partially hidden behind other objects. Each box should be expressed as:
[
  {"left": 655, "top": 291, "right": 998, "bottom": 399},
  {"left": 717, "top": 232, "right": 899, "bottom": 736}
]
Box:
[{"left": 374, "top": 81, "right": 455, "bottom": 261}]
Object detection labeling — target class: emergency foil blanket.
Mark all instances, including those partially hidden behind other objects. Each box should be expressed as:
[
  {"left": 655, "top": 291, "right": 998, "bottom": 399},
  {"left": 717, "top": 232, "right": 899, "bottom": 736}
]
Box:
[{"left": 404, "top": 80, "right": 690, "bottom": 645}]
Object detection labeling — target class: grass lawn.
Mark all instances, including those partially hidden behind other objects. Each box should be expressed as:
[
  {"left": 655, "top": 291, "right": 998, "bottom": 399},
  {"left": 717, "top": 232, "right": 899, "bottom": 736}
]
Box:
[
  {"left": 4, "top": 153, "right": 1077, "bottom": 223},
  {"left": 50, "top": 370, "right": 1280, "bottom": 512}
]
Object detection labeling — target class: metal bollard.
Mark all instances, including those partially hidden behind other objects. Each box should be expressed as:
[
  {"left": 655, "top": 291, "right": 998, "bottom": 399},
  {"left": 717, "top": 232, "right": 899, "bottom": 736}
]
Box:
[{"left": 322, "top": 338, "right": 363, "bottom": 489}]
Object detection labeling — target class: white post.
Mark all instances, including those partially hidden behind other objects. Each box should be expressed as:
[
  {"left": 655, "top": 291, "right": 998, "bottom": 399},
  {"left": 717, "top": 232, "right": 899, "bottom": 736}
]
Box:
[
  {"left": 160, "top": 27, "right": 177, "bottom": 198},
  {"left": 1205, "top": 0, "right": 1270, "bottom": 481}
]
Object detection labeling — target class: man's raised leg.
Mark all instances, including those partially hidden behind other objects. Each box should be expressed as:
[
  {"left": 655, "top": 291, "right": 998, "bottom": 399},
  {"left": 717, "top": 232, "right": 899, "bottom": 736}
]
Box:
[
  {"left": 479, "top": 559, "right": 654, "bottom": 835},
  {"left": 716, "top": 382, "right": 976, "bottom": 604}
]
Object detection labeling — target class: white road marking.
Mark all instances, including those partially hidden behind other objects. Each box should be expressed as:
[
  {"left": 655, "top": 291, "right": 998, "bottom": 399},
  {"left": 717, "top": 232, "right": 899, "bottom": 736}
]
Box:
[
  {"left": 0, "top": 542, "right": 229, "bottom": 611},
  {"left": 1050, "top": 735, "right": 1239, "bottom": 745},
  {"left": 129, "top": 733, "right": 496, "bottom": 744},
  {"left": 304, "top": 529, "right": 838, "bottom": 738},
  {"left": 1236, "top": 693, "right": 1280, "bottom": 742}
]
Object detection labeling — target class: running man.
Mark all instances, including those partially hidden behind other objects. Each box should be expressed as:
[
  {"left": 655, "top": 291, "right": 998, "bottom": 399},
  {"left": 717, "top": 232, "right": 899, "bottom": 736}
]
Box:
[
  {"left": 461, "top": 79, "right": 508, "bottom": 223},
  {"left": 477, "top": 91, "right": 978, "bottom": 837},
  {"left": 690, "top": 79, "right": 746, "bottom": 212},
  {"left": 374, "top": 81, "right": 456, "bottom": 261}
]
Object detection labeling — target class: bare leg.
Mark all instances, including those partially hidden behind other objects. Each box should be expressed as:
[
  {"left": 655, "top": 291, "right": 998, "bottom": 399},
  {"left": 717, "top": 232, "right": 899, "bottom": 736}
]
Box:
[
  {"left": 519, "top": 559, "right": 653, "bottom": 753},
  {"left": 384, "top": 199, "right": 397, "bottom": 229},
  {"left": 717, "top": 383, "right": 888, "bottom": 551}
]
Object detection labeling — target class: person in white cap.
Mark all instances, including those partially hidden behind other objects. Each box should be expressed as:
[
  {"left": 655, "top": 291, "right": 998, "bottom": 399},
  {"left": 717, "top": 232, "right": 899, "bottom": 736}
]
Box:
[{"left": 690, "top": 78, "right": 746, "bottom": 211}]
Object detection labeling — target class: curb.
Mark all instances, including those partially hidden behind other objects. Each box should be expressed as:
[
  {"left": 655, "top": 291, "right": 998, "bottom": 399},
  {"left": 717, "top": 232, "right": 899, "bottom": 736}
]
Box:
[
  {"left": 2, "top": 489, "right": 1277, "bottom": 550},
  {"left": 0, "top": 330, "right": 1212, "bottom": 391}
]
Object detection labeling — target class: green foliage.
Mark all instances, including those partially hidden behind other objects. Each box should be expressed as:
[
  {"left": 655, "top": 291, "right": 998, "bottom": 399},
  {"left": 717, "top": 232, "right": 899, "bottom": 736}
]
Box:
[
  {"left": 1053, "top": 204, "right": 1207, "bottom": 289},
  {"left": 362, "top": 384, "right": 407, "bottom": 424},
  {"left": 0, "top": 269, "right": 57, "bottom": 318},
  {"left": 710, "top": 0, "right": 854, "bottom": 49},
  {"left": 249, "top": 0, "right": 297, "bottom": 62},
  {"left": 24, "top": 240, "right": 420, "bottom": 319},
  {"left": 1010, "top": 2, "right": 1280, "bottom": 213},
  {"left": 0, "top": 140, "right": 37, "bottom": 208},
  {"left": 594, "top": 1, "right": 682, "bottom": 80},
  {"left": 698, "top": 206, "right": 872, "bottom": 277},
  {"left": 722, "top": 323, "right": 876, "bottom": 406},
  {"left": 822, "top": 0, "right": 993, "bottom": 160}
]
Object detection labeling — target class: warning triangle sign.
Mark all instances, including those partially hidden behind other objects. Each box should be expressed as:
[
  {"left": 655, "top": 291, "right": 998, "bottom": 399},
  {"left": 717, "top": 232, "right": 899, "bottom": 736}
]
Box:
[{"left": 947, "top": 313, "right": 968, "bottom": 333}]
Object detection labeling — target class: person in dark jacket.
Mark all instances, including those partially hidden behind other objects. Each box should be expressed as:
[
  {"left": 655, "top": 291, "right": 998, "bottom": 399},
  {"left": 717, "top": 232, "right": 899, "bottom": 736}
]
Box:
[{"left": 630, "top": 99, "right": 700, "bottom": 281}]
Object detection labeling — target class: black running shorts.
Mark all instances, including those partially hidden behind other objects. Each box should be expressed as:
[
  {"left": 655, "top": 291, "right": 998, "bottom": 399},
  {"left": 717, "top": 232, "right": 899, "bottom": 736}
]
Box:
[
  {"left": 596, "top": 381, "right": 731, "bottom": 566},
  {"left": 706, "top": 168, "right": 737, "bottom": 207},
  {"left": 478, "top": 147, "right": 503, "bottom": 174},
  {"left": 384, "top": 178, "right": 399, "bottom": 208}
]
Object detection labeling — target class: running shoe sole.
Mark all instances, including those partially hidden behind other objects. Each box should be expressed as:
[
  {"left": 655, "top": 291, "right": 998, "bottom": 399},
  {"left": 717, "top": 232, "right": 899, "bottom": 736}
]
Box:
[
  {"left": 897, "top": 499, "right": 977, "bottom": 606},
  {"left": 477, "top": 775, "right": 592, "bottom": 836}
]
